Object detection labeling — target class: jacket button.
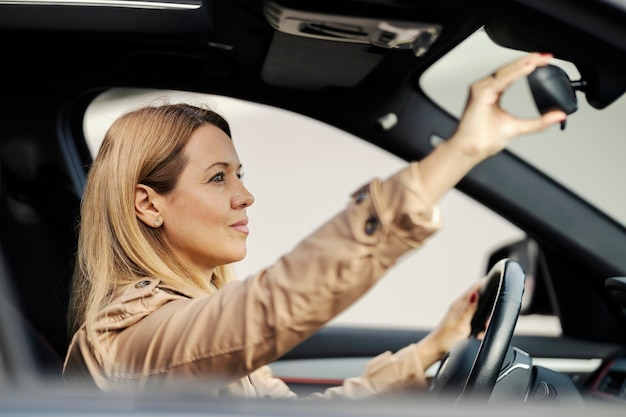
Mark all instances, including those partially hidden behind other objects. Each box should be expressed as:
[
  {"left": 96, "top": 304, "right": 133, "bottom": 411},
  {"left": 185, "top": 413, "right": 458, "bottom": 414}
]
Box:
[
  {"left": 364, "top": 215, "right": 379, "bottom": 235},
  {"left": 136, "top": 280, "right": 152, "bottom": 289}
]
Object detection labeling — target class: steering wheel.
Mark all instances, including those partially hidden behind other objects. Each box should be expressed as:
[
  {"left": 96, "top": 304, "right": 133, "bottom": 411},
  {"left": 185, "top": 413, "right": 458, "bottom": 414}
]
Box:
[{"left": 429, "top": 258, "right": 526, "bottom": 404}]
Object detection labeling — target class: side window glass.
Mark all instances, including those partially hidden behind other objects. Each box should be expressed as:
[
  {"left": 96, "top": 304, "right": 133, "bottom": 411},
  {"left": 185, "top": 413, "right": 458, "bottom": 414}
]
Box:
[{"left": 84, "top": 88, "right": 560, "bottom": 335}]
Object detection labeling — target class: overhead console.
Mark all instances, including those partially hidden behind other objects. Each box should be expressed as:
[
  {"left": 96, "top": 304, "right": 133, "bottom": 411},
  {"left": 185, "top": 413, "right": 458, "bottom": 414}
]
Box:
[{"left": 264, "top": 1, "right": 441, "bottom": 55}]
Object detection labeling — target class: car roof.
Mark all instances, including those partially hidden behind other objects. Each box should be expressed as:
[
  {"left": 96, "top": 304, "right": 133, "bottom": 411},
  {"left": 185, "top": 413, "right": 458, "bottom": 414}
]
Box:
[{"left": 2, "top": 1, "right": 626, "bottom": 99}]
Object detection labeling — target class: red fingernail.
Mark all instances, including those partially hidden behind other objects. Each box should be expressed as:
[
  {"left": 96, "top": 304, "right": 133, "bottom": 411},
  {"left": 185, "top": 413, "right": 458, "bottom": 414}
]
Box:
[
  {"left": 469, "top": 292, "right": 478, "bottom": 303},
  {"left": 540, "top": 52, "right": 553, "bottom": 57}
]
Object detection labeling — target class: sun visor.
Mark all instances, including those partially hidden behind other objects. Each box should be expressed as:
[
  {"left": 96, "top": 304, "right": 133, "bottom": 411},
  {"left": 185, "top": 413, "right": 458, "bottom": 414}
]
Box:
[{"left": 261, "top": 32, "right": 388, "bottom": 90}]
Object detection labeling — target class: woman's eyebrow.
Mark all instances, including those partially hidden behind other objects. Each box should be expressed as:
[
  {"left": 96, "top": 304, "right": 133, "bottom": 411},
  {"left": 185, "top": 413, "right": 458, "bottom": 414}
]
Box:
[
  {"left": 204, "top": 162, "right": 229, "bottom": 171},
  {"left": 204, "top": 162, "right": 243, "bottom": 171}
]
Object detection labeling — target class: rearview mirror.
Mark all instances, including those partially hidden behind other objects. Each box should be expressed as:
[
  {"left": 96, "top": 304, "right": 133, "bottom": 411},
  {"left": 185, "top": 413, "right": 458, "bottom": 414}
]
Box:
[{"left": 527, "top": 64, "right": 586, "bottom": 130}]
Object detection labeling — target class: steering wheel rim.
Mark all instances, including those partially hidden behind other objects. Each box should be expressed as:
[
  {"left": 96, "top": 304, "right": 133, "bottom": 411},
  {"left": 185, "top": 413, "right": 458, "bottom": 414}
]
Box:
[{"left": 431, "top": 258, "right": 526, "bottom": 403}]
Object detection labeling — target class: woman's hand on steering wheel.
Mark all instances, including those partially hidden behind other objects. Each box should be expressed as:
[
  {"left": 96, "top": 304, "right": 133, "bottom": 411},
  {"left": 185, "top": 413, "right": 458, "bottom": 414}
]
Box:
[{"left": 415, "top": 277, "right": 487, "bottom": 369}]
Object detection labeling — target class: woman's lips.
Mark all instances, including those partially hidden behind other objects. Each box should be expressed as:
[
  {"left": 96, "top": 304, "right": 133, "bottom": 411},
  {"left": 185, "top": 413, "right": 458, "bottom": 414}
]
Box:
[{"left": 230, "top": 219, "right": 249, "bottom": 235}]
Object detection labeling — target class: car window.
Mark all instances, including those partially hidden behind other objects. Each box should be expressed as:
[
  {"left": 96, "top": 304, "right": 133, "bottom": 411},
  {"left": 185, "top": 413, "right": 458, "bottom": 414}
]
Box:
[
  {"left": 83, "top": 88, "right": 560, "bottom": 335},
  {"left": 420, "top": 28, "right": 626, "bottom": 229}
]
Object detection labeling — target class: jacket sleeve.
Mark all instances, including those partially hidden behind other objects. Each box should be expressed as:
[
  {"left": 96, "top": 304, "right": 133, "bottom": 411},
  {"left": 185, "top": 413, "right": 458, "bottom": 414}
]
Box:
[
  {"left": 249, "top": 343, "right": 429, "bottom": 400},
  {"left": 308, "top": 343, "right": 429, "bottom": 399},
  {"left": 99, "top": 162, "right": 442, "bottom": 388}
]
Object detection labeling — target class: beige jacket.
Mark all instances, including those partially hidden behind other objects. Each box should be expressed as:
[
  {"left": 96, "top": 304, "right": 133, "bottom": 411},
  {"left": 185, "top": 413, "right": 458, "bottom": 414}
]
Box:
[{"left": 63, "top": 162, "right": 442, "bottom": 399}]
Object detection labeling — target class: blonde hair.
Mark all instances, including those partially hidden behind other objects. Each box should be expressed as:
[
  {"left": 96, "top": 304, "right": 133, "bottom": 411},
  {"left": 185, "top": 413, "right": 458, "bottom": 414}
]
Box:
[{"left": 68, "top": 103, "right": 236, "bottom": 345}]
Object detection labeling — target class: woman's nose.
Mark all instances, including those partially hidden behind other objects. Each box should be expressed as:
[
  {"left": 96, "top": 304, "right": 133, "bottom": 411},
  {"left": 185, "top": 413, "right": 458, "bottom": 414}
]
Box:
[{"left": 234, "top": 185, "right": 255, "bottom": 209}]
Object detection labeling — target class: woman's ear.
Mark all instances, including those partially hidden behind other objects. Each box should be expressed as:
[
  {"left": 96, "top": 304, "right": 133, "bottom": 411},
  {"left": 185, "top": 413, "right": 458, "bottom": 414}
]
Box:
[{"left": 135, "top": 184, "right": 163, "bottom": 228}]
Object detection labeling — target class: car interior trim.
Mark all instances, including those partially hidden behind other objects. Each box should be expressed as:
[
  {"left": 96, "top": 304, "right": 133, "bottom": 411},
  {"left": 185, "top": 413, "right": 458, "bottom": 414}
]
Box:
[
  {"left": 269, "top": 357, "right": 604, "bottom": 381},
  {"left": 532, "top": 358, "right": 603, "bottom": 373},
  {"left": 0, "top": 0, "right": 201, "bottom": 9}
]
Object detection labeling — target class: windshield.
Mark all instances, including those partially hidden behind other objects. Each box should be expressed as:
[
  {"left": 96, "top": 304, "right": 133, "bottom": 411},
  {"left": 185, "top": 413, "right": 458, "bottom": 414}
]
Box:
[{"left": 420, "top": 28, "right": 626, "bottom": 228}]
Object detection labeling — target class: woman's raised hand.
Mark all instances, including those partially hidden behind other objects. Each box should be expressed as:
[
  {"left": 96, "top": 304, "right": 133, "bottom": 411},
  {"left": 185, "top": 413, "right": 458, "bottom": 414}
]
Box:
[
  {"left": 450, "top": 52, "right": 567, "bottom": 160},
  {"left": 416, "top": 53, "right": 567, "bottom": 204}
]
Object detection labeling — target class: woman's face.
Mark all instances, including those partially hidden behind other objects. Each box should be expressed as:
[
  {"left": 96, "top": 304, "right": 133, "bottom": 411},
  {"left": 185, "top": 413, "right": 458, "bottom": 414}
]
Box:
[{"left": 158, "top": 123, "right": 254, "bottom": 276}]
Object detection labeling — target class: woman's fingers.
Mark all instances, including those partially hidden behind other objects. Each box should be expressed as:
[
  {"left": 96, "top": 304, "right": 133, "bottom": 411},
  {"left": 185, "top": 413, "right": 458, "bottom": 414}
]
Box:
[
  {"left": 518, "top": 109, "right": 567, "bottom": 135},
  {"left": 482, "top": 52, "right": 556, "bottom": 93},
  {"left": 489, "top": 53, "right": 568, "bottom": 134},
  {"left": 430, "top": 277, "right": 488, "bottom": 353},
  {"left": 452, "top": 52, "right": 567, "bottom": 158}
]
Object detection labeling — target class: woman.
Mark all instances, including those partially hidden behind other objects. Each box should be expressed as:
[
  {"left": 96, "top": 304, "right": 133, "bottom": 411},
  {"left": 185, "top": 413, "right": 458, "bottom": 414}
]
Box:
[{"left": 63, "top": 53, "right": 565, "bottom": 398}]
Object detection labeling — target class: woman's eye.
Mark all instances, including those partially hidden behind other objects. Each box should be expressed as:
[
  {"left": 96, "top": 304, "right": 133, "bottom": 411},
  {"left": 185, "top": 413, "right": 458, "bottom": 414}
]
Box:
[
  {"left": 237, "top": 172, "right": 245, "bottom": 181},
  {"left": 210, "top": 172, "right": 226, "bottom": 183}
]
